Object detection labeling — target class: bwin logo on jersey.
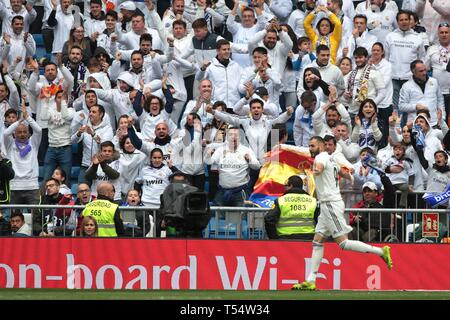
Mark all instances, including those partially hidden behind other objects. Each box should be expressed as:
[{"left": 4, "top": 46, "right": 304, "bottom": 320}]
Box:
[{"left": 144, "top": 180, "right": 164, "bottom": 186}]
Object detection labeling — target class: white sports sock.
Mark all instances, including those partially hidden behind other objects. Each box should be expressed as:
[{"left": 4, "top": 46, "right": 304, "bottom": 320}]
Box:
[
  {"left": 306, "top": 241, "right": 324, "bottom": 283},
  {"left": 339, "top": 239, "right": 383, "bottom": 256}
]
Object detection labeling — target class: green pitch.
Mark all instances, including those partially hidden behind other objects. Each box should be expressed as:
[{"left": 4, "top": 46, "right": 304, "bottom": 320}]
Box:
[{"left": 1, "top": 289, "right": 450, "bottom": 300}]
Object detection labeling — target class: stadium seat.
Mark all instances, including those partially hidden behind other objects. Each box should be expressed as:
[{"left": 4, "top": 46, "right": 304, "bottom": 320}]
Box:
[
  {"left": 70, "top": 183, "right": 78, "bottom": 195},
  {"left": 72, "top": 143, "right": 78, "bottom": 155},
  {"left": 71, "top": 166, "right": 80, "bottom": 180},
  {"left": 32, "top": 34, "right": 44, "bottom": 47},
  {"left": 406, "top": 223, "right": 420, "bottom": 242},
  {"left": 205, "top": 214, "right": 248, "bottom": 239},
  {"left": 38, "top": 166, "right": 44, "bottom": 180}
]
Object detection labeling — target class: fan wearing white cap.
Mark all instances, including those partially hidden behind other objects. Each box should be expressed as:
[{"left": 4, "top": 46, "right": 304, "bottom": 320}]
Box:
[
  {"left": 118, "top": 1, "right": 137, "bottom": 32},
  {"left": 90, "top": 71, "right": 138, "bottom": 123}
]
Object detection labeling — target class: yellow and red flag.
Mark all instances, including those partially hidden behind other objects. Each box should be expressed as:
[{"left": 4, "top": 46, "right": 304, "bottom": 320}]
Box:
[{"left": 249, "top": 145, "right": 315, "bottom": 208}]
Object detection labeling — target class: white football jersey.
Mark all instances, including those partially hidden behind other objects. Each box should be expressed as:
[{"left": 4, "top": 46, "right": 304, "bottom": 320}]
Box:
[{"left": 314, "top": 152, "right": 342, "bottom": 202}]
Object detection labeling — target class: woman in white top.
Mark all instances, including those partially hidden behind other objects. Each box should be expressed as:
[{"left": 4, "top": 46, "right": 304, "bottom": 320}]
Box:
[
  {"left": 134, "top": 148, "right": 178, "bottom": 207},
  {"left": 118, "top": 135, "right": 146, "bottom": 201}
]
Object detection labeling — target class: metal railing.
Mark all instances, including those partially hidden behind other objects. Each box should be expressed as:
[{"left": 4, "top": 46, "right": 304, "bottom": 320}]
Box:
[{"left": 1, "top": 200, "right": 449, "bottom": 242}]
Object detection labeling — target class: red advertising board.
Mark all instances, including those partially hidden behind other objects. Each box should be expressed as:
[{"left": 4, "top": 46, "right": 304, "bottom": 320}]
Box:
[{"left": 0, "top": 238, "right": 448, "bottom": 290}]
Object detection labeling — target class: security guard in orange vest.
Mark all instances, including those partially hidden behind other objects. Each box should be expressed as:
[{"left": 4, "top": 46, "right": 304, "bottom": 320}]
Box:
[
  {"left": 265, "top": 175, "right": 318, "bottom": 240},
  {"left": 82, "top": 182, "right": 124, "bottom": 237}
]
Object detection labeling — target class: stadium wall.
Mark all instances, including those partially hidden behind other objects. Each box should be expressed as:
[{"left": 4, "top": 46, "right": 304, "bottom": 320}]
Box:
[{"left": 0, "top": 238, "right": 447, "bottom": 290}]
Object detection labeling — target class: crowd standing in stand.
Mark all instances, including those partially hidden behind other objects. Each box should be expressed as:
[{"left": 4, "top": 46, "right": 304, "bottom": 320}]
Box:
[{"left": 0, "top": 0, "right": 448, "bottom": 239}]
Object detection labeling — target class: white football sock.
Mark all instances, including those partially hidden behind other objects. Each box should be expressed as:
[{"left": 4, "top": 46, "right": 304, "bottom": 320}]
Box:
[
  {"left": 339, "top": 239, "right": 383, "bottom": 256},
  {"left": 306, "top": 241, "right": 324, "bottom": 283}
]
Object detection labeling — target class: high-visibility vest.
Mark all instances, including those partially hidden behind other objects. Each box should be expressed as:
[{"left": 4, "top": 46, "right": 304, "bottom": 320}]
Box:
[
  {"left": 82, "top": 199, "right": 119, "bottom": 237},
  {"left": 276, "top": 193, "right": 317, "bottom": 236}
]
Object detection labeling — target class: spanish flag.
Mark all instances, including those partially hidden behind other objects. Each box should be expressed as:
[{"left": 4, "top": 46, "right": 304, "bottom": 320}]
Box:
[{"left": 249, "top": 144, "right": 315, "bottom": 208}]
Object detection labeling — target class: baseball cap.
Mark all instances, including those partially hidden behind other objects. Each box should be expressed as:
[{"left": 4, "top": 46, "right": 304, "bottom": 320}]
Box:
[
  {"left": 119, "top": 1, "right": 136, "bottom": 11},
  {"left": 254, "top": 86, "right": 268, "bottom": 97},
  {"left": 362, "top": 181, "right": 378, "bottom": 191}
]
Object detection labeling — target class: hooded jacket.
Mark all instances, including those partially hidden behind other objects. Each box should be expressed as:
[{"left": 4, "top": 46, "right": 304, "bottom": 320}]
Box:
[
  {"left": 91, "top": 82, "right": 138, "bottom": 123},
  {"left": 413, "top": 114, "right": 444, "bottom": 170}
]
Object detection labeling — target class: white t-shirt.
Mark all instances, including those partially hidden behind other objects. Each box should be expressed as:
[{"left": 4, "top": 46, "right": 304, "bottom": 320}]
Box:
[{"left": 314, "top": 152, "right": 342, "bottom": 202}]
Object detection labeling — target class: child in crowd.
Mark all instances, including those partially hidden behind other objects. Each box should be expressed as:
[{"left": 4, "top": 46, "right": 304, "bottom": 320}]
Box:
[
  {"left": 52, "top": 167, "right": 71, "bottom": 195},
  {"left": 383, "top": 144, "right": 415, "bottom": 208}
]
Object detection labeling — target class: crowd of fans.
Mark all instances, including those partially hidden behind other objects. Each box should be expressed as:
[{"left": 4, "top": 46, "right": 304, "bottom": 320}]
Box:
[{"left": 0, "top": 0, "right": 448, "bottom": 238}]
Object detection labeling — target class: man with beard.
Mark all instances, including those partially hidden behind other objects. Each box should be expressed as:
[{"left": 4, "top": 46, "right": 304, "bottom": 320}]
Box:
[
  {"left": 248, "top": 20, "right": 293, "bottom": 77},
  {"left": 65, "top": 46, "right": 87, "bottom": 106},
  {"left": 0, "top": 16, "right": 36, "bottom": 75},
  {"left": 344, "top": 47, "right": 385, "bottom": 118},
  {"left": 292, "top": 136, "right": 392, "bottom": 291},
  {"left": 312, "top": 86, "right": 351, "bottom": 137}
]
